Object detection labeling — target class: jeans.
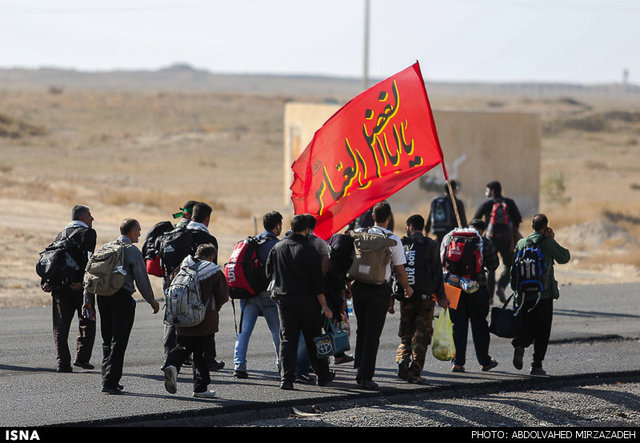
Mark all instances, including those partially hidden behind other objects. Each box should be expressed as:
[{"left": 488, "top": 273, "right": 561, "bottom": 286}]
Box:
[{"left": 233, "top": 293, "right": 280, "bottom": 372}]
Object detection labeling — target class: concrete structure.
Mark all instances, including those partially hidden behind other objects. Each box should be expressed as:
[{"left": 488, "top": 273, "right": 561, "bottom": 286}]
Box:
[{"left": 284, "top": 102, "right": 541, "bottom": 223}]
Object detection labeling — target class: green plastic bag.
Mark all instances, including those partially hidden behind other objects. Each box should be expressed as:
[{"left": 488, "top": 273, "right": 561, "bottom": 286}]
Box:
[{"left": 431, "top": 307, "right": 456, "bottom": 361}]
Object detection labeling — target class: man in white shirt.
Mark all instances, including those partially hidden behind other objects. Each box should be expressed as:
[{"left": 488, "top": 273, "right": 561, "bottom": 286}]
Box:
[{"left": 351, "top": 201, "right": 413, "bottom": 390}]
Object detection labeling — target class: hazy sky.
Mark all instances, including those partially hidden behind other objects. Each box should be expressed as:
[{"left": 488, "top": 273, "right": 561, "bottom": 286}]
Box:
[{"left": 2, "top": 0, "right": 638, "bottom": 84}]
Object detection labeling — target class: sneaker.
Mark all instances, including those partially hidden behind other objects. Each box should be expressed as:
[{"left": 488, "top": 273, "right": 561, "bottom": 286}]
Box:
[
  {"left": 193, "top": 390, "right": 216, "bottom": 399},
  {"left": 334, "top": 354, "right": 354, "bottom": 365},
  {"left": 163, "top": 365, "right": 178, "bottom": 394},
  {"left": 209, "top": 360, "right": 225, "bottom": 372},
  {"left": 482, "top": 359, "right": 498, "bottom": 371},
  {"left": 317, "top": 370, "right": 335, "bottom": 387},
  {"left": 233, "top": 370, "right": 249, "bottom": 379},
  {"left": 358, "top": 380, "right": 379, "bottom": 390},
  {"left": 101, "top": 386, "right": 122, "bottom": 395},
  {"left": 296, "top": 372, "right": 312, "bottom": 383},
  {"left": 73, "top": 361, "right": 94, "bottom": 370},
  {"left": 451, "top": 365, "right": 465, "bottom": 373},
  {"left": 407, "top": 375, "right": 427, "bottom": 385},
  {"left": 513, "top": 346, "right": 525, "bottom": 370},
  {"left": 530, "top": 366, "right": 547, "bottom": 376},
  {"left": 280, "top": 380, "right": 294, "bottom": 390},
  {"left": 57, "top": 365, "right": 73, "bottom": 373},
  {"left": 397, "top": 361, "right": 409, "bottom": 380}
]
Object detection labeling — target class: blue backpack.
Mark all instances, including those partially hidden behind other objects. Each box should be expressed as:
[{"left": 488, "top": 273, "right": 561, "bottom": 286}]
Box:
[{"left": 513, "top": 238, "right": 548, "bottom": 297}]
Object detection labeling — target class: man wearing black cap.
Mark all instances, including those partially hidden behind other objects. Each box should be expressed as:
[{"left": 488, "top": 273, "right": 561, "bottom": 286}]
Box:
[{"left": 175, "top": 200, "right": 198, "bottom": 228}]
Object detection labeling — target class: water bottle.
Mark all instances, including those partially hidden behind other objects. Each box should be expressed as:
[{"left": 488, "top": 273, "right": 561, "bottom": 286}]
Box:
[
  {"left": 346, "top": 299, "right": 353, "bottom": 316},
  {"left": 460, "top": 277, "right": 479, "bottom": 294}
]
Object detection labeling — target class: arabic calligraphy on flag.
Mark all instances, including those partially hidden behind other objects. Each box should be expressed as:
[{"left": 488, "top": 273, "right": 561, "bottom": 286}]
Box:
[{"left": 290, "top": 62, "right": 447, "bottom": 240}]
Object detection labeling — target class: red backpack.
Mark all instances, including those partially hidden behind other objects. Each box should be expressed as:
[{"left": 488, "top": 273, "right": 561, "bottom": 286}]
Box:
[
  {"left": 224, "top": 236, "right": 268, "bottom": 299},
  {"left": 443, "top": 229, "right": 483, "bottom": 280},
  {"left": 487, "top": 199, "right": 512, "bottom": 240}
]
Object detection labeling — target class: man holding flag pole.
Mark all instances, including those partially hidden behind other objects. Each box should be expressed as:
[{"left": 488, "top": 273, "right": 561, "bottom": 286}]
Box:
[{"left": 289, "top": 62, "right": 464, "bottom": 386}]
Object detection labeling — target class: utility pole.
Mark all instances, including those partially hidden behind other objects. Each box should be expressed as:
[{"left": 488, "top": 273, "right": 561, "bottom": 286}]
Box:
[{"left": 363, "top": 0, "right": 370, "bottom": 90}]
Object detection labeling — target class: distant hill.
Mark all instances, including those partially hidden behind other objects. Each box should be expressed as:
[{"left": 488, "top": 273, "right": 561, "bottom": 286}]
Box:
[{"left": 0, "top": 64, "right": 638, "bottom": 99}]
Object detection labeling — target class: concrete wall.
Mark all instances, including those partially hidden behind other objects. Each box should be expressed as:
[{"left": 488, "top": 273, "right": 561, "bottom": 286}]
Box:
[{"left": 283, "top": 102, "right": 541, "bottom": 222}]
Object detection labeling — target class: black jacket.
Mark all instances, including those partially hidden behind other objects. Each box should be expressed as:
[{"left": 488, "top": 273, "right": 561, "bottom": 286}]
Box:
[
  {"left": 473, "top": 196, "right": 522, "bottom": 229},
  {"left": 54, "top": 225, "right": 97, "bottom": 291},
  {"left": 266, "top": 233, "right": 323, "bottom": 300}
]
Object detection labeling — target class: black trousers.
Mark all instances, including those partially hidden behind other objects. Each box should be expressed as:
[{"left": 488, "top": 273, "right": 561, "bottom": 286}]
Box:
[
  {"left": 52, "top": 289, "right": 95, "bottom": 369},
  {"left": 512, "top": 298, "right": 553, "bottom": 368},
  {"left": 277, "top": 297, "right": 330, "bottom": 384},
  {"left": 449, "top": 286, "right": 493, "bottom": 367},
  {"left": 352, "top": 281, "right": 391, "bottom": 382},
  {"left": 97, "top": 289, "right": 136, "bottom": 389},
  {"left": 488, "top": 236, "right": 514, "bottom": 294},
  {"left": 165, "top": 335, "right": 211, "bottom": 393}
]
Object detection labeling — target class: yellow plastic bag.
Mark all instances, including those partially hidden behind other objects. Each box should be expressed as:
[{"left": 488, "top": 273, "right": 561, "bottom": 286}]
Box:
[{"left": 431, "top": 308, "right": 456, "bottom": 361}]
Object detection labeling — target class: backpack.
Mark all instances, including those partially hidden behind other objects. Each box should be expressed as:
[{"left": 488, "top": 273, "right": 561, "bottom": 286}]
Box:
[
  {"left": 83, "top": 241, "right": 128, "bottom": 296},
  {"left": 142, "top": 220, "right": 174, "bottom": 277},
  {"left": 400, "top": 235, "right": 433, "bottom": 297},
  {"left": 326, "top": 233, "right": 354, "bottom": 285},
  {"left": 486, "top": 199, "right": 512, "bottom": 241},
  {"left": 164, "top": 260, "right": 213, "bottom": 327},
  {"left": 347, "top": 228, "right": 396, "bottom": 285},
  {"left": 224, "top": 236, "right": 269, "bottom": 300},
  {"left": 156, "top": 226, "right": 195, "bottom": 278},
  {"left": 442, "top": 228, "right": 483, "bottom": 280},
  {"left": 36, "top": 227, "right": 85, "bottom": 292},
  {"left": 513, "top": 237, "right": 548, "bottom": 297},
  {"left": 430, "top": 196, "right": 455, "bottom": 234}
]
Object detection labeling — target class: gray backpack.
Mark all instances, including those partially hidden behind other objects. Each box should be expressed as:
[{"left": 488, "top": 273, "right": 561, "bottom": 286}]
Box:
[{"left": 164, "top": 260, "right": 213, "bottom": 327}]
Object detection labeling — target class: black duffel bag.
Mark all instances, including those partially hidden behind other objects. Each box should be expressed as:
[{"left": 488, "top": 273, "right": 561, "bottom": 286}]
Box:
[{"left": 489, "top": 294, "right": 522, "bottom": 338}]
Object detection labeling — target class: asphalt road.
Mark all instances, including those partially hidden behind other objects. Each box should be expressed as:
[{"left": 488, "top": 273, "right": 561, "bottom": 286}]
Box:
[{"left": 0, "top": 283, "right": 638, "bottom": 428}]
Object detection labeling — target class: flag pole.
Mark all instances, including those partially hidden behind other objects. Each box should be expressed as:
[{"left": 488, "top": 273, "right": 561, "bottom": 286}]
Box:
[
  {"left": 446, "top": 180, "right": 462, "bottom": 228},
  {"left": 441, "top": 163, "right": 462, "bottom": 228}
]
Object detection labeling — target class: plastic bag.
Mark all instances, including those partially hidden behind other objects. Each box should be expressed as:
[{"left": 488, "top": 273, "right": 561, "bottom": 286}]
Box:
[{"left": 431, "top": 308, "right": 456, "bottom": 361}]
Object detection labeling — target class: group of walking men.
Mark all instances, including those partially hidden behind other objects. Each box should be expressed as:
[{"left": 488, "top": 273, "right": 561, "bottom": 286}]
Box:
[{"left": 43, "top": 179, "right": 569, "bottom": 397}]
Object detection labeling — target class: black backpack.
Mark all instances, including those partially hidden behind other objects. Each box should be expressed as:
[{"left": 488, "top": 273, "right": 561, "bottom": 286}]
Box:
[
  {"left": 326, "top": 233, "right": 354, "bottom": 285},
  {"left": 155, "top": 226, "right": 195, "bottom": 278},
  {"left": 392, "top": 235, "right": 432, "bottom": 300},
  {"left": 430, "top": 196, "right": 455, "bottom": 234},
  {"left": 142, "top": 220, "right": 174, "bottom": 261},
  {"left": 36, "top": 227, "right": 86, "bottom": 292}
]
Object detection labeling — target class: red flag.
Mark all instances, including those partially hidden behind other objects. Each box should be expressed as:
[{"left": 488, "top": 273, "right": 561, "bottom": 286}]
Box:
[{"left": 290, "top": 62, "right": 447, "bottom": 240}]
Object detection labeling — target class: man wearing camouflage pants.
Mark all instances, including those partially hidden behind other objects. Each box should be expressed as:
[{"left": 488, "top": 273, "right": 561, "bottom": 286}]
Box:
[{"left": 391, "top": 215, "right": 449, "bottom": 384}]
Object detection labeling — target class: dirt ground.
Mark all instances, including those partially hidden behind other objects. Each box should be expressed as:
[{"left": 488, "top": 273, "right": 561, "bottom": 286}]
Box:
[{"left": 1, "top": 86, "right": 639, "bottom": 309}]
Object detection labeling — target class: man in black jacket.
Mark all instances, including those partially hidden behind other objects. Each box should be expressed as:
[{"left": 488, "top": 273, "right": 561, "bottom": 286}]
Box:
[
  {"left": 473, "top": 181, "right": 522, "bottom": 303},
  {"left": 266, "top": 214, "right": 334, "bottom": 390},
  {"left": 391, "top": 214, "right": 448, "bottom": 384},
  {"left": 49, "top": 205, "right": 97, "bottom": 373}
]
